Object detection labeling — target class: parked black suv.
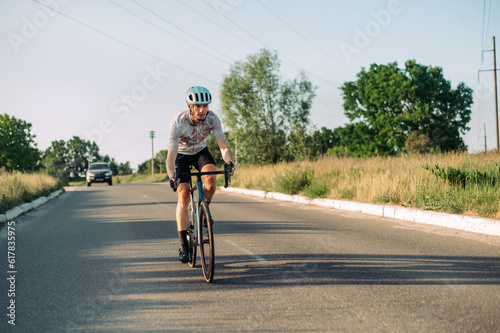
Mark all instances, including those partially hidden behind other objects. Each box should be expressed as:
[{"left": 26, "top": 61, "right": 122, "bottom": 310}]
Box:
[{"left": 86, "top": 162, "right": 113, "bottom": 186}]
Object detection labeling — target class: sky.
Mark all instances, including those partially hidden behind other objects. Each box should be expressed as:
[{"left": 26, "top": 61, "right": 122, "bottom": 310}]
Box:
[{"left": 1, "top": 0, "right": 499, "bottom": 171}]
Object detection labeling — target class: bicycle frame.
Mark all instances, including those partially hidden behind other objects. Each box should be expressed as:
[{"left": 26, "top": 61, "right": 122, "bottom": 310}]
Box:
[{"left": 189, "top": 174, "right": 205, "bottom": 247}]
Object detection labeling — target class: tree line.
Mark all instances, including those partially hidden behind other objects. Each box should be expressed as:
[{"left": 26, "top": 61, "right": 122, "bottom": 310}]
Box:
[
  {"left": 216, "top": 49, "right": 472, "bottom": 164},
  {"left": 0, "top": 115, "right": 133, "bottom": 183},
  {"left": 1, "top": 49, "right": 473, "bottom": 178}
]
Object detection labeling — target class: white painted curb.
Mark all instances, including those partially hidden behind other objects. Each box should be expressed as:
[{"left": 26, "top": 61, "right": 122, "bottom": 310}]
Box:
[
  {"left": 220, "top": 187, "right": 500, "bottom": 237},
  {"left": 0, "top": 189, "right": 64, "bottom": 223}
]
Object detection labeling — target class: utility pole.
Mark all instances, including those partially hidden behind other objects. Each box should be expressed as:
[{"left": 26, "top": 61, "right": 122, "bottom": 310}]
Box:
[
  {"left": 495, "top": 36, "right": 499, "bottom": 151},
  {"left": 480, "top": 36, "right": 499, "bottom": 151},
  {"left": 484, "top": 123, "right": 487, "bottom": 152},
  {"left": 150, "top": 131, "right": 155, "bottom": 175}
]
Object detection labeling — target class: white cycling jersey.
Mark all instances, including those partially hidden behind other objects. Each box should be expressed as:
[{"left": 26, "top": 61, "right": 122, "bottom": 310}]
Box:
[{"left": 168, "top": 110, "right": 226, "bottom": 155}]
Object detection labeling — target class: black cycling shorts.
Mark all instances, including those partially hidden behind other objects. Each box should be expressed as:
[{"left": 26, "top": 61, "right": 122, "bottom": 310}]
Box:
[{"left": 175, "top": 147, "right": 216, "bottom": 183}]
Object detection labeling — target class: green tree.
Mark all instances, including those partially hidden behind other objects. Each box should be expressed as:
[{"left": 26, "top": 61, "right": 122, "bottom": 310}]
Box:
[
  {"left": 221, "top": 49, "right": 316, "bottom": 164},
  {"left": 156, "top": 149, "right": 168, "bottom": 174},
  {"left": 339, "top": 60, "right": 473, "bottom": 156},
  {"left": 41, "top": 140, "right": 68, "bottom": 175},
  {"left": 136, "top": 149, "right": 169, "bottom": 175},
  {"left": 286, "top": 125, "right": 313, "bottom": 161},
  {"left": 137, "top": 160, "right": 148, "bottom": 174},
  {"left": 66, "top": 136, "right": 100, "bottom": 176},
  {"left": 0, "top": 114, "right": 41, "bottom": 170},
  {"left": 118, "top": 162, "right": 133, "bottom": 175},
  {"left": 331, "top": 122, "right": 377, "bottom": 157},
  {"left": 310, "top": 127, "right": 340, "bottom": 157}
]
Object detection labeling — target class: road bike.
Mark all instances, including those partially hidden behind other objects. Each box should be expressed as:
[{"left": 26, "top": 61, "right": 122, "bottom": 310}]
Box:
[{"left": 174, "top": 163, "right": 231, "bottom": 283}]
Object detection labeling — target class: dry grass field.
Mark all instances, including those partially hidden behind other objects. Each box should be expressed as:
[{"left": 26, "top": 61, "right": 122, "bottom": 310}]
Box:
[
  {"left": 0, "top": 172, "right": 60, "bottom": 214},
  {"left": 230, "top": 151, "right": 500, "bottom": 219}
]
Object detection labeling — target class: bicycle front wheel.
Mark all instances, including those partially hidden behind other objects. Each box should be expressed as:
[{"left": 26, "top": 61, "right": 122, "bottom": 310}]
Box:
[{"left": 198, "top": 201, "right": 214, "bottom": 282}]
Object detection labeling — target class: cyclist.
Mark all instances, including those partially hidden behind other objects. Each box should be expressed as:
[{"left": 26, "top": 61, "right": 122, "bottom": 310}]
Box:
[{"left": 166, "top": 86, "right": 235, "bottom": 263}]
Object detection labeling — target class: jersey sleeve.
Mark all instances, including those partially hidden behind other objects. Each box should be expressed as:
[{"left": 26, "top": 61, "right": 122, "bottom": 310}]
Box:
[
  {"left": 211, "top": 112, "right": 226, "bottom": 142},
  {"left": 168, "top": 117, "right": 180, "bottom": 154}
]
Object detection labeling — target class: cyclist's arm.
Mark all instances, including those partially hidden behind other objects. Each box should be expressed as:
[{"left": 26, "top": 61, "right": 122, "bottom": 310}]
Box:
[
  {"left": 211, "top": 113, "right": 234, "bottom": 166},
  {"left": 214, "top": 135, "right": 235, "bottom": 176},
  {"left": 167, "top": 119, "right": 180, "bottom": 180},
  {"left": 215, "top": 136, "right": 234, "bottom": 165},
  {"left": 166, "top": 148, "right": 177, "bottom": 180}
]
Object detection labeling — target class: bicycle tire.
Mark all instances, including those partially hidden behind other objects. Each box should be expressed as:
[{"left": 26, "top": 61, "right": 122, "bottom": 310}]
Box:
[
  {"left": 187, "top": 199, "right": 197, "bottom": 268},
  {"left": 187, "top": 224, "right": 196, "bottom": 268},
  {"left": 198, "top": 201, "right": 214, "bottom": 282}
]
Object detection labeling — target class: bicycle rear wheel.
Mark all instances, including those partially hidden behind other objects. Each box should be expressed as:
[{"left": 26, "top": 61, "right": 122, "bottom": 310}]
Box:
[
  {"left": 187, "top": 224, "right": 196, "bottom": 268},
  {"left": 198, "top": 201, "right": 214, "bottom": 282},
  {"left": 187, "top": 200, "right": 196, "bottom": 268}
]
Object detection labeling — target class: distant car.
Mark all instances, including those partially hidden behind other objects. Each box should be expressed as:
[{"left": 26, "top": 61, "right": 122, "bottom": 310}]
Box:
[{"left": 86, "top": 162, "right": 113, "bottom": 186}]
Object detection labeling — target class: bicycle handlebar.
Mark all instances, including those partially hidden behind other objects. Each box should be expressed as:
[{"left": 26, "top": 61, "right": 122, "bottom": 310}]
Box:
[{"left": 172, "top": 163, "right": 232, "bottom": 192}]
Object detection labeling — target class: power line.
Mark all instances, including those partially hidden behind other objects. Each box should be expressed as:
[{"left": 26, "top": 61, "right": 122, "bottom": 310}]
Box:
[
  {"left": 482, "top": 0, "right": 488, "bottom": 50},
  {"left": 485, "top": 0, "right": 493, "bottom": 48},
  {"left": 127, "top": 0, "right": 234, "bottom": 64},
  {"left": 108, "top": 0, "right": 230, "bottom": 65},
  {"left": 491, "top": 1, "right": 499, "bottom": 39},
  {"left": 256, "top": 0, "right": 348, "bottom": 71},
  {"left": 31, "top": 0, "right": 218, "bottom": 84},
  {"left": 177, "top": 0, "right": 261, "bottom": 50},
  {"left": 482, "top": 0, "right": 498, "bottom": 51},
  {"left": 200, "top": 0, "right": 264, "bottom": 49},
  {"left": 198, "top": 0, "right": 340, "bottom": 87}
]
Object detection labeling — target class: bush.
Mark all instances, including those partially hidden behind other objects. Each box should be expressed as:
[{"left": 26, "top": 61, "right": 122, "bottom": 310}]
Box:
[
  {"left": 274, "top": 167, "right": 314, "bottom": 195},
  {"left": 424, "top": 164, "right": 499, "bottom": 187},
  {"left": 303, "top": 177, "right": 331, "bottom": 198},
  {"left": 405, "top": 130, "right": 432, "bottom": 154}
]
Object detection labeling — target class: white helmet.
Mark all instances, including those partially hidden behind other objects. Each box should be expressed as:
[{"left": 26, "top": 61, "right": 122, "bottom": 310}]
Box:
[{"left": 185, "top": 86, "right": 212, "bottom": 105}]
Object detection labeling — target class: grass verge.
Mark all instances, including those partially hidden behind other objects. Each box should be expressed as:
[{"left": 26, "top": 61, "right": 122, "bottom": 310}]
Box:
[{"left": 0, "top": 172, "right": 61, "bottom": 214}]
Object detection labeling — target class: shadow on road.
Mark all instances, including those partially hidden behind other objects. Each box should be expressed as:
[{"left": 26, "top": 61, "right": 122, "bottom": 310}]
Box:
[{"left": 213, "top": 253, "right": 500, "bottom": 287}]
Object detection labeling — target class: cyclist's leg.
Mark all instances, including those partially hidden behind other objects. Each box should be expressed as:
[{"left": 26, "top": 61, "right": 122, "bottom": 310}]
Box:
[
  {"left": 195, "top": 148, "right": 217, "bottom": 203},
  {"left": 175, "top": 153, "right": 192, "bottom": 231},
  {"left": 175, "top": 153, "right": 194, "bottom": 262},
  {"left": 176, "top": 183, "right": 190, "bottom": 231},
  {"left": 176, "top": 184, "right": 191, "bottom": 263},
  {"left": 201, "top": 163, "right": 217, "bottom": 203}
]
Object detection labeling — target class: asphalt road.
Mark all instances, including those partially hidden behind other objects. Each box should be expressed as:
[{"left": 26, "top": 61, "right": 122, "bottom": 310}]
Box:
[{"left": 1, "top": 183, "right": 500, "bottom": 332}]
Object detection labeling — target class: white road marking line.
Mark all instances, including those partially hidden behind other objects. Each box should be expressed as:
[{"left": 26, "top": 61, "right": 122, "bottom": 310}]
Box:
[{"left": 224, "top": 239, "right": 268, "bottom": 263}]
